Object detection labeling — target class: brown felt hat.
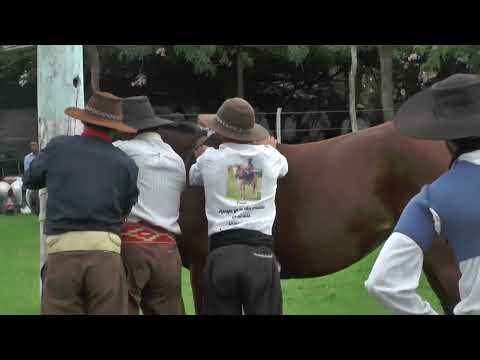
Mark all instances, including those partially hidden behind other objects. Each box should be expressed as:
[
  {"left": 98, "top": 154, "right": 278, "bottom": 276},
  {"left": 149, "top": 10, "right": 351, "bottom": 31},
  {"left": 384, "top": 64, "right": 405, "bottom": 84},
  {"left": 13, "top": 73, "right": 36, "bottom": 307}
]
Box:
[
  {"left": 198, "top": 98, "right": 269, "bottom": 142},
  {"left": 65, "top": 92, "right": 137, "bottom": 134},
  {"left": 393, "top": 73, "right": 480, "bottom": 140}
]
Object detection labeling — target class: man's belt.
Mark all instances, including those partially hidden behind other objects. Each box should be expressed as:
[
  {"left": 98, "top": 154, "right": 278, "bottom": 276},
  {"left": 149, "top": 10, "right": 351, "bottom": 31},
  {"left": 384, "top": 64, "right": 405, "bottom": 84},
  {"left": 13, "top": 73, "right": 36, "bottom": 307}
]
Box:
[{"left": 121, "top": 222, "right": 176, "bottom": 245}]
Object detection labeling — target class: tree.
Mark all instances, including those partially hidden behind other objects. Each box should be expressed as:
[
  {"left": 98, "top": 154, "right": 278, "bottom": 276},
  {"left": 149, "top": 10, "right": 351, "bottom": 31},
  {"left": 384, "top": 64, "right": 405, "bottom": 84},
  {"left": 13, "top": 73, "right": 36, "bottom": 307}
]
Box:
[
  {"left": 379, "top": 45, "right": 394, "bottom": 122},
  {"left": 85, "top": 45, "right": 100, "bottom": 92},
  {"left": 414, "top": 45, "right": 480, "bottom": 74},
  {"left": 114, "top": 45, "right": 315, "bottom": 98},
  {"left": 349, "top": 46, "right": 359, "bottom": 132}
]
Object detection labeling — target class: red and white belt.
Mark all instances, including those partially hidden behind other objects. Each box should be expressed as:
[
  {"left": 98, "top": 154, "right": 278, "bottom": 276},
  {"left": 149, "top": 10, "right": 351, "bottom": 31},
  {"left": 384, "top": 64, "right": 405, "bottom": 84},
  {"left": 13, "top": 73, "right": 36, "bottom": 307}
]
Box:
[{"left": 120, "top": 222, "right": 176, "bottom": 245}]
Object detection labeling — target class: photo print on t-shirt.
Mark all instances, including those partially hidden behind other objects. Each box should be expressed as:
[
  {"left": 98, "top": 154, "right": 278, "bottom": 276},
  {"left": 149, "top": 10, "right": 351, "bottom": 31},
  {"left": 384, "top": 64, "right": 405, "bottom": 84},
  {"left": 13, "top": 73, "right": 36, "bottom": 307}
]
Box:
[{"left": 226, "top": 158, "right": 263, "bottom": 201}]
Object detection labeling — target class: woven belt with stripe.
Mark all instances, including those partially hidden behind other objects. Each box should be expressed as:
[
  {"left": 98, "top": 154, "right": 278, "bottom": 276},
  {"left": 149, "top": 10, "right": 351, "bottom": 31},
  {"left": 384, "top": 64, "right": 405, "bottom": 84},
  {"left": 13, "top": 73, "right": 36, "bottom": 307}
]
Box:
[{"left": 121, "top": 222, "right": 176, "bottom": 245}]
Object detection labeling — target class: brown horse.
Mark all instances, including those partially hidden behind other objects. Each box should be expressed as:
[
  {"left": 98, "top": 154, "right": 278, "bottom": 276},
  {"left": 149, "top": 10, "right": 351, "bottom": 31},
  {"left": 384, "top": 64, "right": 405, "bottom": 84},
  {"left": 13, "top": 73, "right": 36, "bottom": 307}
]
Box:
[
  {"left": 157, "top": 121, "right": 461, "bottom": 315},
  {"left": 29, "top": 121, "right": 462, "bottom": 314}
]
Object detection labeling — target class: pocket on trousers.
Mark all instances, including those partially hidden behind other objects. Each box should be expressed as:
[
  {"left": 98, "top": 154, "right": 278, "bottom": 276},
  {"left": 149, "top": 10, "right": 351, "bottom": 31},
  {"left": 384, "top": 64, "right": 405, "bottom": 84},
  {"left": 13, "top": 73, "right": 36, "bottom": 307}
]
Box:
[
  {"left": 251, "top": 246, "right": 274, "bottom": 259},
  {"left": 250, "top": 246, "right": 281, "bottom": 273}
]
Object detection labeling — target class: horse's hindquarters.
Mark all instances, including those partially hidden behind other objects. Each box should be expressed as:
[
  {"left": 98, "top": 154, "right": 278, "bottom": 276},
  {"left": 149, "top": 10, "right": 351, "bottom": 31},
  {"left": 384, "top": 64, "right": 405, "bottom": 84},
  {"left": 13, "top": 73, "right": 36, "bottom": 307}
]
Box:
[{"left": 273, "top": 124, "right": 450, "bottom": 278}]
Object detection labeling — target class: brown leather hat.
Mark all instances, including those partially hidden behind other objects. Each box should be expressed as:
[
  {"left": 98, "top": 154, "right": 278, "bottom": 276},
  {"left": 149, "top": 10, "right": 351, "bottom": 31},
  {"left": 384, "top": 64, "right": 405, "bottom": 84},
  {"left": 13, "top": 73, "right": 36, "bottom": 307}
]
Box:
[
  {"left": 394, "top": 73, "right": 480, "bottom": 140},
  {"left": 65, "top": 92, "right": 137, "bottom": 134},
  {"left": 198, "top": 98, "right": 269, "bottom": 142}
]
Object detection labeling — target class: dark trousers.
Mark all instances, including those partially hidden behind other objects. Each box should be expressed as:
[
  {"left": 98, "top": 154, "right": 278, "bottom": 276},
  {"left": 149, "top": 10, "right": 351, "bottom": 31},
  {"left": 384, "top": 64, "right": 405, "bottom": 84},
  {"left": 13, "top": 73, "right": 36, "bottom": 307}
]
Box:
[
  {"left": 41, "top": 251, "right": 128, "bottom": 315},
  {"left": 121, "top": 243, "right": 183, "bottom": 315},
  {"left": 202, "top": 244, "right": 282, "bottom": 315}
]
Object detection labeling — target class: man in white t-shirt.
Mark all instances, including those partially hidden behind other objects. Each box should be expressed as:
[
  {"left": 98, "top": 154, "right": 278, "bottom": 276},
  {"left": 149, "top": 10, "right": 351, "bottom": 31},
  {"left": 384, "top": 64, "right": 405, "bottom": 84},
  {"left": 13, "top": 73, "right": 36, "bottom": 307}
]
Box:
[{"left": 190, "top": 98, "right": 288, "bottom": 315}]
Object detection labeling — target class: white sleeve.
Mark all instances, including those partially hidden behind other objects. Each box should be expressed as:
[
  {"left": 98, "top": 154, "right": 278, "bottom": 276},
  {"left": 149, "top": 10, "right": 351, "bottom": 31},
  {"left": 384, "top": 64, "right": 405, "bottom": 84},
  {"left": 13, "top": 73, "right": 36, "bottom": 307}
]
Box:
[
  {"left": 365, "top": 232, "right": 439, "bottom": 315},
  {"left": 179, "top": 159, "right": 187, "bottom": 189},
  {"left": 269, "top": 148, "right": 288, "bottom": 178},
  {"left": 189, "top": 156, "right": 204, "bottom": 186}
]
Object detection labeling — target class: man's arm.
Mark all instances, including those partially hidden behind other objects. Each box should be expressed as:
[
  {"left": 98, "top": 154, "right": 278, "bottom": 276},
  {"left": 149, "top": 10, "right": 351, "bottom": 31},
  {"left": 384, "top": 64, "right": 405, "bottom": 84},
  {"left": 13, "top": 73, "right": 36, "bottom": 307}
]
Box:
[
  {"left": 189, "top": 146, "right": 208, "bottom": 186},
  {"left": 23, "top": 154, "right": 30, "bottom": 174},
  {"left": 23, "top": 142, "right": 57, "bottom": 190},
  {"left": 365, "top": 232, "right": 438, "bottom": 315},
  {"left": 276, "top": 153, "right": 288, "bottom": 178},
  {"left": 268, "top": 147, "right": 288, "bottom": 179},
  {"left": 365, "top": 188, "right": 439, "bottom": 315},
  {"left": 123, "top": 159, "right": 139, "bottom": 217}
]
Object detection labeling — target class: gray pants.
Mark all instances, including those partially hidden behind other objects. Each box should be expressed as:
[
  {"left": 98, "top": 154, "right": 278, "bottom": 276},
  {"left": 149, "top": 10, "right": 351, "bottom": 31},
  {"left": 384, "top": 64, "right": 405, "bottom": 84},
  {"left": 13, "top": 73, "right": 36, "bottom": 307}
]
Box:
[{"left": 203, "top": 244, "right": 283, "bottom": 315}]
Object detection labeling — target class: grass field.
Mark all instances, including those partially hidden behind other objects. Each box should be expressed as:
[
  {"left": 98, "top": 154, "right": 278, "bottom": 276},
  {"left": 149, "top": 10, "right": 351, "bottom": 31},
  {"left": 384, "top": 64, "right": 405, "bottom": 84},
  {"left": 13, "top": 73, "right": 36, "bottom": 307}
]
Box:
[{"left": 0, "top": 215, "right": 443, "bottom": 315}]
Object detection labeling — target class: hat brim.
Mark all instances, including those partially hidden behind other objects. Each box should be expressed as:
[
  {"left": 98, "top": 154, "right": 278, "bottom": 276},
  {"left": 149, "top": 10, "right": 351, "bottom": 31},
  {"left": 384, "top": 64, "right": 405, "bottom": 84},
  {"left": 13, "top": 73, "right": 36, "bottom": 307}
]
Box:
[
  {"left": 393, "top": 88, "right": 480, "bottom": 140},
  {"left": 125, "top": 116, "right": 174, "bottom": 131},
  {"left": 198, "top": 114, "right": 269, "bottom": 142},
  {"left": 65, "top": 107, "right": 137, "bottom": 134}
]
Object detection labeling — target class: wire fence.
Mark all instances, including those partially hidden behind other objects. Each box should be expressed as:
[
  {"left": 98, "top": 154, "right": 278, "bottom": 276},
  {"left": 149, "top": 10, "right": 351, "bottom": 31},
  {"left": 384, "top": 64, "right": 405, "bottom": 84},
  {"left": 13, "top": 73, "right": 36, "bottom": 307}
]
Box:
[
  {"left": 172, "top": 108, "right": 398, "bottom": 117},
  {"left": 1, "top": 108, "right": 392, "bottom": 145}
]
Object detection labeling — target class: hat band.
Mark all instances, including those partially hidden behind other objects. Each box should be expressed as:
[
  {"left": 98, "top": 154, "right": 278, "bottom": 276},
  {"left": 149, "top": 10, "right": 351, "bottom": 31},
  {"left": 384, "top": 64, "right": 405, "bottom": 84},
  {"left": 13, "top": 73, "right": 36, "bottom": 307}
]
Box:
[
  {"left": 216, "top": 115, "right": 250, "bottom": 134},
  {"left": 85, "top": 105, "right": 122, "bottom": 121}
]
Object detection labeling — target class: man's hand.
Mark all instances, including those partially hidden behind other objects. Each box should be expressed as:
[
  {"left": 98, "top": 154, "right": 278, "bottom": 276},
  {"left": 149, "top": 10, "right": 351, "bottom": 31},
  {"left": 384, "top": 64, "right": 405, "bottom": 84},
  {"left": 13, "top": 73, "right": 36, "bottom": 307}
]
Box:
[
  {"left": 253, "top": 135, "right": 277, "bottom": 148},
  {"left": 194, "top": 145, "right": 208, "bottom": 159}
]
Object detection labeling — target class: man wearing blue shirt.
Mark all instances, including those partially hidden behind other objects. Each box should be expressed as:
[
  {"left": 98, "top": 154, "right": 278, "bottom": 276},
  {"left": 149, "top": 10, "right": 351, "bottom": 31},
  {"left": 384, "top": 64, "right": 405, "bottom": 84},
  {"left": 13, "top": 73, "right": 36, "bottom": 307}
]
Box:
[
  {"left": 24, "top": 140, "right": 39, "bottom": 173},
  {"left": 365, "top": 74, "right": 480, "bottom": 315},
  {"left": 20, "top": 140, "right": 39, "bottom": 212}
]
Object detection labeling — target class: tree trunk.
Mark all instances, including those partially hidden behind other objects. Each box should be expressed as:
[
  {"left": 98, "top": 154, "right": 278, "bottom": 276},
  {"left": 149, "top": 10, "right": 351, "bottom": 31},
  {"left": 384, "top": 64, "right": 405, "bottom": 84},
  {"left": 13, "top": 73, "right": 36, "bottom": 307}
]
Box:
[
  {"left": 85, "top": 45, "right": 100, "bottom": 92},
  {"left": 349, "top": 46, "right": 359, "bottom": 133},
  {"left": 379, "top": 45, "right": 394, "bottom": 122},
  {"left": 237, "top": 52, "right": 245, "bottom": 98},
  {"left": 36, "top": 45, "right": 85, "bottom": 292}
]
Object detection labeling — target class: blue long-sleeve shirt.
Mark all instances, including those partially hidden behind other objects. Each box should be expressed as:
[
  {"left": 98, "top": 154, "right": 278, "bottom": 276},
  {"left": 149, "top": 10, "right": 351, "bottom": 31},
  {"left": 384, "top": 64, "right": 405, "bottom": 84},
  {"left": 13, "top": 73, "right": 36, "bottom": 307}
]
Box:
[{"left": 23, "top": 134, "right": 139, "bottom": 235}]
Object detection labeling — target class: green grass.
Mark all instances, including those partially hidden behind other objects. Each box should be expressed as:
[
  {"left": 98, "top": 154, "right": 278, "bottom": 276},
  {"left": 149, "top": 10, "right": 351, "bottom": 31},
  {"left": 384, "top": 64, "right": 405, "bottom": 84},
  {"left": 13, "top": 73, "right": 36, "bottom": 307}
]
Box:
[{"left": 0, "top": 215, "right": 442, "bottom": 315}]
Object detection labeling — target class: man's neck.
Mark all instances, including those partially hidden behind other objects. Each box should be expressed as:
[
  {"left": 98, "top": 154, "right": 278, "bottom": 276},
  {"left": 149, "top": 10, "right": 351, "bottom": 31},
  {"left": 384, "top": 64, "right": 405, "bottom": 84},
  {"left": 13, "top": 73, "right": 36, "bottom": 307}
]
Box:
[{"left": 82, "top": 127, "right": 113, "bottom": 142}]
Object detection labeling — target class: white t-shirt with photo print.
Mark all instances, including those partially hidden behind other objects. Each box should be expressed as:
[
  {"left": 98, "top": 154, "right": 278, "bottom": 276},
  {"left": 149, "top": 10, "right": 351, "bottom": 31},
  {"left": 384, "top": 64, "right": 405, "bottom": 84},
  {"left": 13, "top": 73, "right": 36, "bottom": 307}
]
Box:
[{"left": 189, "top": 143, "right": 288, "bottom": 237}]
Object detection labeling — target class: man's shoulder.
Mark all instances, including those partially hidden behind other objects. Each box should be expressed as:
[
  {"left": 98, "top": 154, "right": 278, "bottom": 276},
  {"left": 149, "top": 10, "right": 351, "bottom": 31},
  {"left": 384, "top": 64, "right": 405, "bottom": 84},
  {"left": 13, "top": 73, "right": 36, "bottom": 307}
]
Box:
[
  {"left": 201, "top": 146, "right": 221, "bottom": 159},
  {"left": 111, "top": 144, "right": 135, "bottom": 162},
  {"left": 161, "top": 143, "right": 185, "bottom": 166},
  {"left": 257, "top": 144, "right": 287, "bottom": 161},
  {"left": 41, "top": 135, "right": 73, "bottom": 151}
]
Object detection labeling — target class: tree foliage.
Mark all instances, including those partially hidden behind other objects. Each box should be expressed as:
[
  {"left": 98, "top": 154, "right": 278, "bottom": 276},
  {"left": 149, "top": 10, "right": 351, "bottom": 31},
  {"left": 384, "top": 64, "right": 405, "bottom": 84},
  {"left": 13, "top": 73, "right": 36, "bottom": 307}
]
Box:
[{"left": 414, "top": 45, "right": 480, "bottom": 73}]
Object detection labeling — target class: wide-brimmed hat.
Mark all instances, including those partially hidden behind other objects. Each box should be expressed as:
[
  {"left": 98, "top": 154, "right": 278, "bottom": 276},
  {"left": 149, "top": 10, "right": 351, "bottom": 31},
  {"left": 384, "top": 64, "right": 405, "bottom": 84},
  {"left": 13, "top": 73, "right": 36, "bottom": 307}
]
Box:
[
  {"left": 198, "top": 98, "right": 269, "bottom": 142},
  {"left": 65, "top": 92, "right": 137, "bottom": 133},
  {"left": 122, "top": 96, "right": 174, "bottom": 131},
  {"left": 393, "top": 73, "right": 480, "bottom": 140}
]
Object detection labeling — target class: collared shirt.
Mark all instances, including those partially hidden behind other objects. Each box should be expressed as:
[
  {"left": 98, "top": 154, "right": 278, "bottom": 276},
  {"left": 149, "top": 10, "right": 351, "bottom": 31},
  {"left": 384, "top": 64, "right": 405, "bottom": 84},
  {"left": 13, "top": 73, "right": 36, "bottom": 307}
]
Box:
[
  {"left": 23, "top": 134, "right": 139, "bottom": 236},
  {"left": 114, "top": 132, "right": 186, "bottom": 235},
  {"left": 24, "top": 152, "right": 37, "bottom": 172},
  {"left": 365, "top": 149, "right": 480, "bottom": 315},
  {"left": 189, "top": 143, "right": 288, "bottom": 237}
]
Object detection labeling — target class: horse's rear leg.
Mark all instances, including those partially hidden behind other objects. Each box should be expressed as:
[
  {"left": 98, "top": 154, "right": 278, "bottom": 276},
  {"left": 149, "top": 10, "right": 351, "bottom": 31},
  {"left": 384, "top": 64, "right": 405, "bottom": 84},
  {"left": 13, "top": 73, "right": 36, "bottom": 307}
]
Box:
[
  {"left": 190, "top": 261, "right": 206, "bottom": 314},
  {"left": 423, "top": 236, "right": 461, "bottom": 315}
]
